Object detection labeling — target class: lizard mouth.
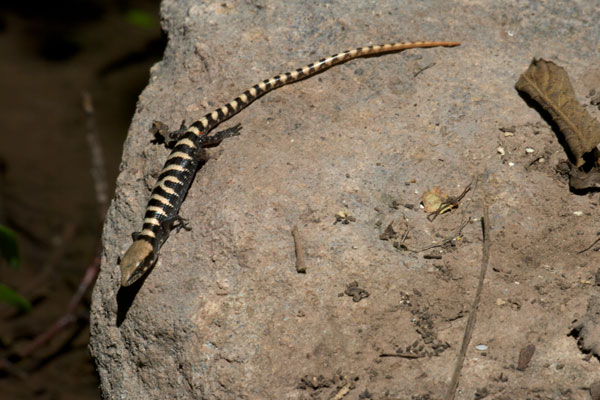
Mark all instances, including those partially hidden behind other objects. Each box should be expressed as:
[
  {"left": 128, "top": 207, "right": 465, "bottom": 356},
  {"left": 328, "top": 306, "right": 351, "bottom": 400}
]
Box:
[
  {"left": 119, "top": 240, "right": 156, "bottom": 287},
  {"left": 122, "top": 268, "right": 146, "bottom": 287}
]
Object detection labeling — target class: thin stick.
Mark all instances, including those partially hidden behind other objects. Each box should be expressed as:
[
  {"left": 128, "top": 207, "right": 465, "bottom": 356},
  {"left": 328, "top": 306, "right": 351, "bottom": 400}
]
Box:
[
  {"left": 578, "top": 235, "right": 600, "bottom": 254},
  {"left": 399, "top": 217, "right": 470, "bottom": 253},
  {"left": 18, "top": 314, "right": 78, "bottom": 358},
  {"left": 414, "top": 62, "right": 436, "bottom": 77},
  {"left": 330, "top": 382, "right": 351, "bottom": 400},
  {"left": 379, "top": 352, "right": 422, "bottom": 359},
  {"left": 292, "top": 226, "right": 306, "bottom": 273},
  {"left": 444, "top": 203, "right": 491, "bottom": 400},
  {"left": 82, "top": 91, "right": 109, "bottom": 220},
  {"left": 428, "top": 183, "right": 471, "bottom": 222}
]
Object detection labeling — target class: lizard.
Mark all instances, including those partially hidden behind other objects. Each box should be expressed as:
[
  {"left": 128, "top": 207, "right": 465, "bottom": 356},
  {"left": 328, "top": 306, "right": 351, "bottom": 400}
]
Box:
[{"left": 119, "top": 40, "right": 460, "bottom": 287}]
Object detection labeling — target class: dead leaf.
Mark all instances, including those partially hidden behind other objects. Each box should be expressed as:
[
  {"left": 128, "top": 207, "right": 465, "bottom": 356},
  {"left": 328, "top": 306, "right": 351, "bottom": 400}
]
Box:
[
  {"left": 517, "top": 344, "right": 536, "bottom": 371},
  {"left": 421, "top": 187, "right": 447, "bottom": 213},
  {"left": 515, "top": 59, "right": 600, "bottom": 167}
]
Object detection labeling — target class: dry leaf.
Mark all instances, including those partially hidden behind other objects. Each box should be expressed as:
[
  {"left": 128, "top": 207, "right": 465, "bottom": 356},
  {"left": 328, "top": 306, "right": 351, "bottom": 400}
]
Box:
[
  {"left": 516, "top": 344, "right": 536, "bottom": 371},
  {"left": 515, "top": 58, "right": 600, "bottom": 167},
  {"left": 421, "top": 187, "right": 447, "bottom": 213}
]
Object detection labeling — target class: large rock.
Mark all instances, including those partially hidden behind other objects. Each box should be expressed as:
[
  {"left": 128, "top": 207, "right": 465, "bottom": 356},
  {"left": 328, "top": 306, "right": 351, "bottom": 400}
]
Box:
[{"left": 90, "top": 0, "right": 600, "bottom": 398}]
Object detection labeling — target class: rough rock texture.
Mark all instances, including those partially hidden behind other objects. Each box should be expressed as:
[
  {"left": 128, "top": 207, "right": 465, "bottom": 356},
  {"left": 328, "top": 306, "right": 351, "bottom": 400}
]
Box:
[{"left": 90, "top": 1, "right": 600, "bottom": 399}]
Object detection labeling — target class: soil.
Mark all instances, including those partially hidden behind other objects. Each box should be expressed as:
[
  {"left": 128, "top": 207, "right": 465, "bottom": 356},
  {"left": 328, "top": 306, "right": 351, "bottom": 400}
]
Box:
[
  {"left": 89, "top": 1, "right": 600, "bottom": 399},
  {"left": 0, "top": 1, "right": 162, "bottom": 399}
]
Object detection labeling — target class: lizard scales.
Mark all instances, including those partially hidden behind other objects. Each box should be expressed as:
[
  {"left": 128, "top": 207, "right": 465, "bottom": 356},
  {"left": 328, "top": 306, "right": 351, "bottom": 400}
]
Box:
[{"left": 119, "top": 40, "right": 460, "bottom": 287}]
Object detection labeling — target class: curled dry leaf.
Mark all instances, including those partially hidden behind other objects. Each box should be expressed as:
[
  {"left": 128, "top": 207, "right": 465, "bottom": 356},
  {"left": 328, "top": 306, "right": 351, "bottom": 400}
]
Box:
[
  {"left": 515, "top": 58, "right": 600, "bottom": 167},
  {"left": 421, "top": 187, "right": 447, "bottom": 213}
]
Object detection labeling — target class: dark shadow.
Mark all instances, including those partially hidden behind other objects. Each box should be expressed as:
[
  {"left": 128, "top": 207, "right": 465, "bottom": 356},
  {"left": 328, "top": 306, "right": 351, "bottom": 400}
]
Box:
[
  {"left": 515, "top": 88, "right": 578, "bottom": 165},
  {"left": 116, "top": 266, "right": 153, "bottom": 326}
]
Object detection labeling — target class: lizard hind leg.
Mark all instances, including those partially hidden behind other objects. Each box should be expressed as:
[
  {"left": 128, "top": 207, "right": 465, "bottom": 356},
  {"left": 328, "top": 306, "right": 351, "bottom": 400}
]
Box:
[
  {"left": 200, "top": 123, "right": 243, "bottom": 148},
  {"left": 162, "top": 214, "right": 192, "bottom": 234},
  {"left": 152, "top": 121, "right": 242, "bottom": 149}
]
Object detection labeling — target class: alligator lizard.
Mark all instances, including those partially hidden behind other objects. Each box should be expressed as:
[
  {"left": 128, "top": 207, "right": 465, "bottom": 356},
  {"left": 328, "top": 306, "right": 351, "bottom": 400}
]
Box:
[{"left": 119, "top": 40, "right": 460, "bottom": 287}]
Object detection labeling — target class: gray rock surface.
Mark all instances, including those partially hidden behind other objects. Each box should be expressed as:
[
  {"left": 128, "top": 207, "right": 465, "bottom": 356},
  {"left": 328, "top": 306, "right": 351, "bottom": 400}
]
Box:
[{"left": 90, "top": 1, "right": 600, "bottom": 399}]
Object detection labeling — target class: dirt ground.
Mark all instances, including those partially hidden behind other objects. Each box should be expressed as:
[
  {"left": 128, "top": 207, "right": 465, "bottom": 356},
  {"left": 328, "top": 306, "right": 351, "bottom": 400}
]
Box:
[
  {"left": 0, "top": 1, "right": 162, "bottom": 399},
  {"left": 89, "top": 1, "right": 600, "bottom": 399}
]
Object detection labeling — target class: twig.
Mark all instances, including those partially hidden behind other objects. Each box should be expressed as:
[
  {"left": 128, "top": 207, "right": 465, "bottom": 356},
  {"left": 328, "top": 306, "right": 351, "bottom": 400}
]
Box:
[
  {"left": 526, "top": 156, "right": 544, "bottom": 169},
  {"left": 578, "top": 235, "right": 600, "bottom": 254},
  {"left": 17, "top": 314, "right": 78, "bottom": 358},
  {"left": 428, "top": 183, "right": 471, "bottom": 222},
  {"left": 330, "top": 382, "right": 351, "bottom": 400},
  {"left": 15, "top": 233, "right": 101, "bottom": 361},
  {"left": 400, "top": 226, "right": 411, "bottom": 243},
  {"left": 379, "top": 352, "right": 422, "bottom": 359},
  {"left": 68, "top": 250, "right": 101, "bottom": 313},
  {"left": 397, "top": 217, "right": 470, "bottom": 253},
  {"left": 444, "top": 203, "right": 491, "bottom": 400},
  {"left": 414, "top": 62, "right": 436, "bottom": 77},
  {"left": 292, "top": 226, "right": 306, "bottom": 273},
  {"left": 82, "top": 91, "right": 109, "bottom": 220}
]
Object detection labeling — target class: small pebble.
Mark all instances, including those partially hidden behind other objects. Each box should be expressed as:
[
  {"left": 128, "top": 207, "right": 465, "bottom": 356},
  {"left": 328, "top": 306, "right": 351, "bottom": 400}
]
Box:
[
  {"left": 475, "top": 344, "right": 488, "bottom": 351},
  {"left": 573, "top": 211, "right": 583, "bottom": 216},
  {"left": 497, "top": 146, "right": 505, "bottom": 156},
  {"left": 525, "top": 147, "right": 534, "bottom": 153},
  {"left": 508, "top": 162, "right": 515, "bottom": 167}
]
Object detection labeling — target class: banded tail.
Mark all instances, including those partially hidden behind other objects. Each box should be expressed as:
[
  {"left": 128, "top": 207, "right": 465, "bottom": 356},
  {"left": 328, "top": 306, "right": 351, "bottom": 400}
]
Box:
[{"left": 193, "top": 41, "right": 460, "bottom": 133}]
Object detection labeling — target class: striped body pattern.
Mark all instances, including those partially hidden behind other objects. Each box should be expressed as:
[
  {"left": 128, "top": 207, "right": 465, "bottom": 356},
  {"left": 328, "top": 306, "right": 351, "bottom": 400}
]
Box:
[
  {"left": 140, "top": 128, "right": 203, "bottom": 242},
  {"left": 119, "top": 40, "right": 460, "bottom": 287}
]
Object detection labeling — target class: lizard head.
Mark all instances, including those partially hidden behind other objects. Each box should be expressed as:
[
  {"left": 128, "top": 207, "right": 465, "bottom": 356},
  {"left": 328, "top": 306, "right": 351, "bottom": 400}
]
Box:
[{"left": 119, "top": 240, "right": 156, "bottom": 287}]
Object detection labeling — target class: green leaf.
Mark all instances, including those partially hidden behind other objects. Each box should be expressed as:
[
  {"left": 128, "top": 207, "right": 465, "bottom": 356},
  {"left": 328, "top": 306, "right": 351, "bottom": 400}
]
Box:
[
  {"left": 0, "top": 283, "right": 31, "bottom": 312},
  {"left": 0, "top": 225, "right": 19, "bottom": 268},
  {"left": 125, "top": 9, "right": 155, "bottom": 29}
]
